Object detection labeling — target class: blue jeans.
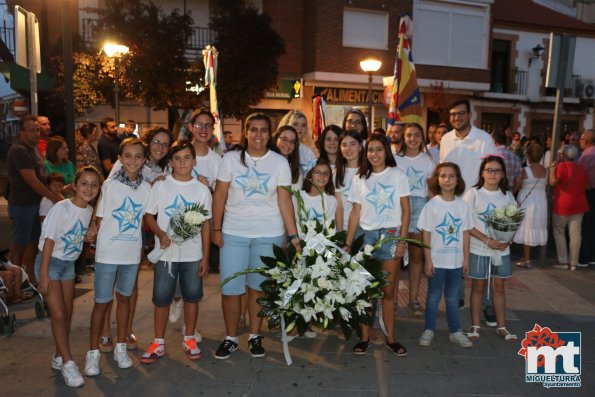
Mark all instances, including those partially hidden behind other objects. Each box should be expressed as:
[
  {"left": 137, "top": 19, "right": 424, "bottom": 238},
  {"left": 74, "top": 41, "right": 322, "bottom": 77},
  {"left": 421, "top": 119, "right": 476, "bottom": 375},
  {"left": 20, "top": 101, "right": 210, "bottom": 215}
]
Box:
[{"left": 425, "top": 267, "right": 463, "bottom": 332}]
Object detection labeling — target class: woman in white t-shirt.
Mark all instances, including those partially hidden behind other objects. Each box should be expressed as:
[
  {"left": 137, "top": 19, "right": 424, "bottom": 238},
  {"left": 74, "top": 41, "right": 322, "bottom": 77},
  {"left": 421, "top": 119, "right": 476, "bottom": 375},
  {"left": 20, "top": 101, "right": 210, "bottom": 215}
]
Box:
[
  {"left": 316, "top": 125, "right": 341, "bottom": 168},
  {"left": 279, "top": 110, "right": 317, "bottom": 173},
  {"left": 396, "top": 123, "right": 435, "bottom": 317},
  {"left": 345, "top": 133, "right": 410, "bottom": 357},
  {"left": 211, "top": 113, "right": 301, "bottom": 360},
  {"left": 334, "top": 131, "right": 364, "bottom": 231},
  {"left": 463, "top": 155, "right": 518, "bottom": 343},
  {"left": 272, "top": 125, "right": 302, "bottom": 191}
]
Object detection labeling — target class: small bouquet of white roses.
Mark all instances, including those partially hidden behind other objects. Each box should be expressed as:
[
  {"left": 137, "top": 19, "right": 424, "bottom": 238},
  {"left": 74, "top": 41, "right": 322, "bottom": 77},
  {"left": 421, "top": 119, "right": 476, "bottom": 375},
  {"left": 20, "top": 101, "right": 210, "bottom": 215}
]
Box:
[
  {"left": 485, "top": 204, "right": 525, "bottom": 243},
  {"left": 148, "top": 203, "right": 209, "bottom": 276}
]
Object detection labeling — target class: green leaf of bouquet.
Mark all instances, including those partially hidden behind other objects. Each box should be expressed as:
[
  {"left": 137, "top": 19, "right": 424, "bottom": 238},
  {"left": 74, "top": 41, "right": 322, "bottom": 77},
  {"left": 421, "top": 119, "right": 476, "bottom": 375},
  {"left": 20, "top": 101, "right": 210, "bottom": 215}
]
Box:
[
  {"left": 340, "top": 320, "right": 353, "bottom": 340},
  {"left": 260, "top": 255, "right": 278, "bottom": 268},
  {"left": 273, "top": 244, "right": 286, "bottom": 261},
  {"left": 351, "top": 234, "right": 365, "bottom": 254}
]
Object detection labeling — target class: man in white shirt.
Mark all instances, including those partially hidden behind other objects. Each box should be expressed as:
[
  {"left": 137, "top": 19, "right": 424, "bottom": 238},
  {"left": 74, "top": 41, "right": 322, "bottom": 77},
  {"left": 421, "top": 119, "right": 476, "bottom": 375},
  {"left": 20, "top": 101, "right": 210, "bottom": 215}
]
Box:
[
  {"left": 439, "top": 99, "right": 497, "bottom": 322},
  {"left": 440, "top": 99, "right": 497, "bottom": 192}
]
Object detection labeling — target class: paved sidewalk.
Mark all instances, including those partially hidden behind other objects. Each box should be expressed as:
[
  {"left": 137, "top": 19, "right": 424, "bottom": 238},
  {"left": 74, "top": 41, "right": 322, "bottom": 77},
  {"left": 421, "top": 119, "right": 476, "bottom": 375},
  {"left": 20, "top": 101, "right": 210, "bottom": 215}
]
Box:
[{"left": 1, "top": 261, "right": 593, "bottom": 396}]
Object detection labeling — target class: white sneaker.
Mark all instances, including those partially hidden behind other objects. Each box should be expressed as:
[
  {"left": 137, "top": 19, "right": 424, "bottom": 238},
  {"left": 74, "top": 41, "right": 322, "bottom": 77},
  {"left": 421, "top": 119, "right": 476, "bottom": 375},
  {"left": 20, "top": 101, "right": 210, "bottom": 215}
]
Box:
[
  {"left": 576, "top": 263, "right": 589, "bottom": 268},
  {"left": 449, "top": 331, "right": 473, "bottom": 348},
  {"left": 84, "top": 350, "right": 101, "bottom": 376},
  {"left": 61, "top": 360, "right": 85, "bottom": 387},
  {"left": 51, "top": 354, "right": 63, "bottom": 370},
  {"left": 418, "top": 329, "right": 435, "bottom": 347},
  {"left": 114, "top": 343, "right": 133, "bottom": 369},
  {"left": 169, "top": 299, "right": 183, "bottom": 323},
  {"left": 181, "top": 325, "right": 203, "bottom": 343}
]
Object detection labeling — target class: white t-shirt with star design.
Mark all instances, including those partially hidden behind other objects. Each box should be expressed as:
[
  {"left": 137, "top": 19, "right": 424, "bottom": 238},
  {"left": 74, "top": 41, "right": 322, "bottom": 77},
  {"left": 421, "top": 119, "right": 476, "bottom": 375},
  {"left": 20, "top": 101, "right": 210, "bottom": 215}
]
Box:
[
  {"left": 348, "top": 166, "right": 410, "bottom": 231},
  {"left": 217, "top": 150, "right": 292, "bottom": 238},
  {"left": 417, "top": 195, "right": 472, "bottom": 269},
  {"left": 146, "top": 176, "right": 212, "bottom": 262},
  {"left": 395, "top": 152, "right": 435, "bottom": 198},
  {"left": 463, "top": 187, "right": 515, "bottom": 256},
  {"left": 192, "top": 148, "right": 222, "bottom": 190},
  {"left": 95, "top": 178, "right": 152, "bottom": 264},
  {"left": 335, "top": 167, "right": 357, "bottom": 231},
  {"left": 38, "top": 199, "right": 93, "bottom": 261},
  {"left": 296, "top": 192, "right": 338, "bottom": 231}
]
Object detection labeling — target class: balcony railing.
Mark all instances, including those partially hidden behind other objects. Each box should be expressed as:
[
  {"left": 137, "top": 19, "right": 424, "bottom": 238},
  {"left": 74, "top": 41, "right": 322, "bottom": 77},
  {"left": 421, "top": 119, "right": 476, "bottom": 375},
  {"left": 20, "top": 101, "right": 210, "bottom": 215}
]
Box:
[
  {"left": 490, "top": 69, "right": 527, "bottom": 96},
  {"left": 80, "top": 18, "right": 214, "bottom": 52},
  {"left": 0, "top": 20, "right": 15, "bottom": 55}
]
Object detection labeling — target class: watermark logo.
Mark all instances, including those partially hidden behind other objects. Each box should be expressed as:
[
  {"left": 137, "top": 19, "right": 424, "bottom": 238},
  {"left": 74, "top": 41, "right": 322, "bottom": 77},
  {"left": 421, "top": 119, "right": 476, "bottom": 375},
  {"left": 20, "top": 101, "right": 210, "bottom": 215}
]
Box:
[{"left": 518, "top": 324, "right": 581, "bottom": 388}]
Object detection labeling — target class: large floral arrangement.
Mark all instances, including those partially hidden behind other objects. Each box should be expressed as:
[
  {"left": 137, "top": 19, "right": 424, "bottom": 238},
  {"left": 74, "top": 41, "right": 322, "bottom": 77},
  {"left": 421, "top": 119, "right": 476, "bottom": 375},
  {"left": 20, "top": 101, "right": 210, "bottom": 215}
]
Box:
[{"left": 485, "top": 204, "right": 525, "bottom": 243}]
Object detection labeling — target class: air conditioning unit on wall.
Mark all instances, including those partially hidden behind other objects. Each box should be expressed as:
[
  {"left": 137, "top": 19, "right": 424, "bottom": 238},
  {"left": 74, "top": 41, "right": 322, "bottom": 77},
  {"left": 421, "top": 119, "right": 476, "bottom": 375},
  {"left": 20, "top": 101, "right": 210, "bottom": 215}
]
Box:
[{"left": 583, "top": 79, "right": 595, "bottom": 99}]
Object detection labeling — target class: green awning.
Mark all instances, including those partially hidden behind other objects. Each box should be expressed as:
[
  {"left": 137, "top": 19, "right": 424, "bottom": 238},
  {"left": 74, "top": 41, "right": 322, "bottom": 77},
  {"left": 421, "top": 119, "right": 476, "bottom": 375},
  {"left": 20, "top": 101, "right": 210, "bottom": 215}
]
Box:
[{"left": 0, "top": 61, "right": 54, "bottom": 92}]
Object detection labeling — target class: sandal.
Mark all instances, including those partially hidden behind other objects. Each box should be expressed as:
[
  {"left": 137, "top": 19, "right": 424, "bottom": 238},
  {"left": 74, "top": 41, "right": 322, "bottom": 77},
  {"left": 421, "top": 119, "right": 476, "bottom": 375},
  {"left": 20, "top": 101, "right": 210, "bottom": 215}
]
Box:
[
  {"left": 497, "top": 327, "right": 518, "bottom": 343},
  {"left": 353, "top": 339, "right": 370, "bottom": 355},
  {"left": 466, "top": 325, "right": 481, "bottom": 341},
  {"left": 385, "top": 340, "right": 407, "bottom": 357},
  {"left": 125, "top": 333, "right": 138, "bottom": 350}
]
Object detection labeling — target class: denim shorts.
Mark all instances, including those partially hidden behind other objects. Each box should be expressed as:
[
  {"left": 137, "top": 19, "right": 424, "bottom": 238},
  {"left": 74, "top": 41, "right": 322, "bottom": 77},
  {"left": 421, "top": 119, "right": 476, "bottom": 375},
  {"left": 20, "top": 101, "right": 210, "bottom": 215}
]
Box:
[
  {"left": 94, "top": 263, "right": 139, "bottom": 303},
  {"left": 8, "top": 205, "right": 41, "bottom": 246},
  {"left": 409, "top": 196, "right": 428, "bottom": 234},
  {"left": 361, "top": 227, "right": 400, "bottom": 260},
  {"left": 468, "top": 253, "right": 512, "bottom": 279},
  {"left": 220, "top": 233, "right": 284, "bottom": 295},
  {"left": 34, "top": 253, "right": 75, "bottom": 281},
  {"left": 152, "top": 261, "right": 203, "bottom": 307}
]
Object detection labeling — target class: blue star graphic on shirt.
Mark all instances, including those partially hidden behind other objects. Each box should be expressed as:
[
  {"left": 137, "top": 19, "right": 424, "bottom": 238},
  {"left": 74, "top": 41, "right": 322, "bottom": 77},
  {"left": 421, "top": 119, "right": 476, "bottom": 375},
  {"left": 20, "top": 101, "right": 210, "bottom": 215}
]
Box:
[
  {"left": 341, "top": 179, "right": 353, "bottom": 200},
  {"left": 406, "top": 166, "right": 425, "bottom": 192},
  {"left": 164, "top": 194, "right": 193, "bottom": 218},
  {"left": 235, "top": 168, "right": 270, "bottom": 197},
  {"left": 366, "top": 183, "right": 395, "bottom": 215},
  {"left": 112, "top": 197, "right": 144, "bottom": 233},
  {"left": 478, "top": 203, "right": 496, "bottom": 224},
  {"left": 307, "top": 207, "right": 324, "bottom": 222},
  {"left": 436, "top": 213, "right": 463, "bottom": 246},
  {"left": 61, "top": 220, "right": 87, "bottom": 256}
]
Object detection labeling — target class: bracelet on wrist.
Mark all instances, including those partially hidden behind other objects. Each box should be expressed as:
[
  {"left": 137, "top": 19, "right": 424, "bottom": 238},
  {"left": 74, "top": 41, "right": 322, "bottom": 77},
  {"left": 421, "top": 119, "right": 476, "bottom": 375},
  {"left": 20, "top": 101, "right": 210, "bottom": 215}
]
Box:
[{"left": 287, "top": 233, "right": 299, "bottom": 242}]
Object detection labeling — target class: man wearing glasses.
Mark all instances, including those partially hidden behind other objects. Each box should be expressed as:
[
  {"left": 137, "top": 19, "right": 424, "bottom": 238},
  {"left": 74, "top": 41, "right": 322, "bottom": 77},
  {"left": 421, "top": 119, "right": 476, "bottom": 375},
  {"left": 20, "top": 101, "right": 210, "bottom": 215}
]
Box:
[
  {"left": 440, "top": 99, "right": 496, "bottom": 192},
  {"left": 439, "top": 99, "right": 497, "bottom": 319}
]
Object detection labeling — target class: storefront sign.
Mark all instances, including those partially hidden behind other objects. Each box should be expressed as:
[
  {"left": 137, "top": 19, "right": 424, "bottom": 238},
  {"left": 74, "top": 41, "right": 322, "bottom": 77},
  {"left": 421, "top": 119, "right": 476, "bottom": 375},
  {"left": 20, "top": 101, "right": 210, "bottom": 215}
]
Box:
[
  {"left": 314, "top": 86, "right": 384, "bottom": 105},
  {"left": 266, "top": 79, "right": 302, "bottom": 99}
]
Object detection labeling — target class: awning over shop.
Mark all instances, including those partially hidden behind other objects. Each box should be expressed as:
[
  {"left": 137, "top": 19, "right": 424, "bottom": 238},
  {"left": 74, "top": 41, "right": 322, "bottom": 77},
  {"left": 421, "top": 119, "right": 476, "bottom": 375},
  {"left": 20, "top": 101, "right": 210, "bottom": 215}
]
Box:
[{"left": 0, "top": 61, "right": 54, "bottom": 92}]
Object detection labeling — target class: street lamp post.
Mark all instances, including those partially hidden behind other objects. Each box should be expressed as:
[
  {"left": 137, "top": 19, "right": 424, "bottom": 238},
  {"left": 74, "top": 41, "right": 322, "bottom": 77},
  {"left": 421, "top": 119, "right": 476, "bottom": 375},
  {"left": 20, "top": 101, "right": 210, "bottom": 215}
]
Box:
[
  {"left": 103, "top": 42, "right": 129, "bottom": 124},
  {"left": 360, "top": 58, "right": 382, "bottom": 129}
]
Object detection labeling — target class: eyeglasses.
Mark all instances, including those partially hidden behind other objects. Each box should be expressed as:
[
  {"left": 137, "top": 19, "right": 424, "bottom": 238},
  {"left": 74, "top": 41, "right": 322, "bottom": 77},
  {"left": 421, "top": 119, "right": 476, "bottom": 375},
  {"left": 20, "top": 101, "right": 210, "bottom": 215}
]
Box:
[
  {"left": 313, "top": 171, "right": 330, "bottom": 177},
  {"left": 151, "top": 139, "right": 170, "bottom": 149},
  {"left": 346, "top": 119, "right": 362, "bottom": 126},
  {"left": 278, "top": 136, "right": 296, "bottom": 145},
  {"left": 483, "top": 168, "right": 503, "bottom": 175},
  {"left": 193, "top": 122, "right": 214, "bottom": 131},
  {"left": 449, "top": 110, "right": 468, "bottom": 118}
]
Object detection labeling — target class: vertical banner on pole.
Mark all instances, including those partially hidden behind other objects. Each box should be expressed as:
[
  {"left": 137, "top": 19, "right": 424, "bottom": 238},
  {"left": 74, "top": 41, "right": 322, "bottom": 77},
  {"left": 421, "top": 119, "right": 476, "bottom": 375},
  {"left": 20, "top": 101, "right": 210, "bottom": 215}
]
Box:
[
  {"left": 203, "top": 45, "right": 225, "bottom": 153},
  {"left": 388, "top": 14, "right": 422, "bottom": 126},
  {"left": 312, "top": 95, "right": 326, "bottom": 141}
]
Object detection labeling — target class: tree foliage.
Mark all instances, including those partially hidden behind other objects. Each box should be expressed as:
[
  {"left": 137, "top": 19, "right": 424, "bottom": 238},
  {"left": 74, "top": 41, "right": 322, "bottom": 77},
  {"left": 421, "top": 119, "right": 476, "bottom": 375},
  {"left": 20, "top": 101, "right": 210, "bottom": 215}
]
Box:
[{"left": 211, "top": 0, "right": 285, "bottom": 119}]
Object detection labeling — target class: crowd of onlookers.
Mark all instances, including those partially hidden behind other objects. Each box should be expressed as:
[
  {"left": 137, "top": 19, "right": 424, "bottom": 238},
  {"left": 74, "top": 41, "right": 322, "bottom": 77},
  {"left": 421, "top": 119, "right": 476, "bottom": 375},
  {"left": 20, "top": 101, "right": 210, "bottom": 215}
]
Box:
[{"left": 1, "top": 106, "right": 593, "bottom": 388}]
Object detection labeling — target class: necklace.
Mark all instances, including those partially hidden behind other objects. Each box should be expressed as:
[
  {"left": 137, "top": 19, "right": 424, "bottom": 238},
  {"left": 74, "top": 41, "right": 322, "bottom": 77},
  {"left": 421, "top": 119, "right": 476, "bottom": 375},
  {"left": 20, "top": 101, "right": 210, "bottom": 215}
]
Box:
[{"left": 246, "top": 150, "right": 267, "bottom": 167}]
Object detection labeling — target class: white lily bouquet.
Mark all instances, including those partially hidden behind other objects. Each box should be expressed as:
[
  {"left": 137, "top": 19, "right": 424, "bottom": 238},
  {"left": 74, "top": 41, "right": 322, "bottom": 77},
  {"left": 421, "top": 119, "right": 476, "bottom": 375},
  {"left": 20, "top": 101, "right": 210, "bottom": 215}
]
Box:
[
  {"left": 485, "top": 204, "right": 525, "bottom": 244},
  {"left": 148, "top": 203, "right": 209, "bottom": 276},
  {"left": 221, "top": 188, "right": 425, "bottom": 365}
]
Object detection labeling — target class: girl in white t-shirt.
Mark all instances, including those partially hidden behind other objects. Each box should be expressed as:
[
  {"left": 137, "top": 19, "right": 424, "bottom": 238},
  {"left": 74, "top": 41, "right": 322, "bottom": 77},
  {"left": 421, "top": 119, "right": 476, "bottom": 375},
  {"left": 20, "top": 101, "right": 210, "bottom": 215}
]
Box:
[
  {"left": 417, "top": 163, "right": 473, "bottom": 348},
  {"left": 189, "top": 109, "right": 222, "bottom": 190},
  {"left": 272, "top": 125, "right": 302, "bottom": 191},
  {"left": 396, "top": 123, "right": 436, "bottom": 317},
  {"left": 334, "top": 131, "right": 364, "bottom": 231},
  {"left": 34, "top": 166, "right": 101, "bottom": 387},
  {"left": 345, "top": 133, "right": 410, "bottom": 357},
  {"left": 298, "top": 160, "right": 341, "bottom": 230},
  {"left": 463, "top": 155, "right": 518, "bottom": 343},
  {"left": 279, "top": 110, "right": 317, "bottom": 173},
  {"left": 316, "top": 125, "right": 341, "bottom": 168},
  {"left": 85, "top": 139, "right": 152, "bottom": 376}
]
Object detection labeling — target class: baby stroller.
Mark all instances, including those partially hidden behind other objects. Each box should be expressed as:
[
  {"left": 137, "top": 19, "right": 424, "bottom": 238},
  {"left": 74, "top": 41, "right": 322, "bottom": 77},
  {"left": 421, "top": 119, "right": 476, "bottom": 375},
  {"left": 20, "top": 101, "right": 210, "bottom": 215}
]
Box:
[{"left": 0, "top": 251, "right": 47, "bottom": 335}]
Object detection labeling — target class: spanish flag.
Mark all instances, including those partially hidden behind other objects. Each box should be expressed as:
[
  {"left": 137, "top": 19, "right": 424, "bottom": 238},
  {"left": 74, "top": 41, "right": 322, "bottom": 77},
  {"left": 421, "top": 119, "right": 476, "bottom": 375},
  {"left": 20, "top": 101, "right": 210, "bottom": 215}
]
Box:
[{"left": 388, "top": 15, "right": 422, "bottom": 125}]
